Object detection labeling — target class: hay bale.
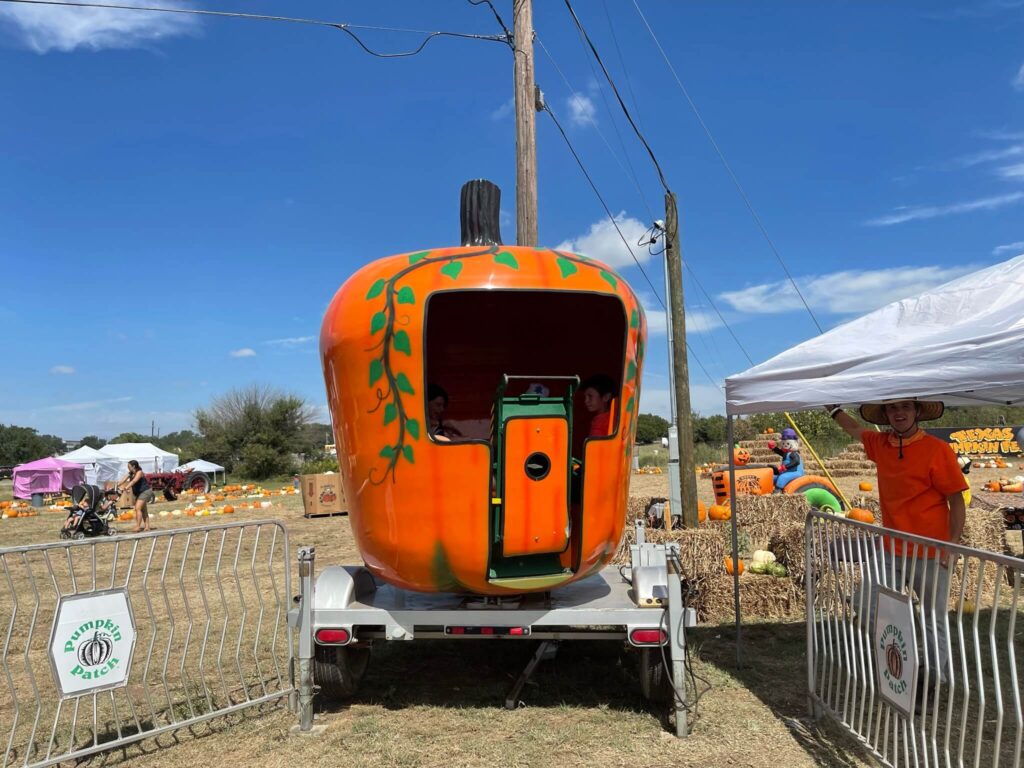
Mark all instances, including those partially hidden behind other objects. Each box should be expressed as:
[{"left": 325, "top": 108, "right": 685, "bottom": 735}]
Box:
[
  {"left": 696, "top": 574, "right": 800, "bottom": 624},
  {"left": 613, "top": 524, "right": 726, "bottom": 580},
  {"left": 768, "top": 523, "right": 807, "bottom": 585},
  {"left": 710, "top": 494, "right": 811, "bottom": 551}
]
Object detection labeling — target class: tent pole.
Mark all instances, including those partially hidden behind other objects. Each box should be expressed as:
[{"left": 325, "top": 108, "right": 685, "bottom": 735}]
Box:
[{"left": 727, "top": 415, "right": 742, "bottom": 668}]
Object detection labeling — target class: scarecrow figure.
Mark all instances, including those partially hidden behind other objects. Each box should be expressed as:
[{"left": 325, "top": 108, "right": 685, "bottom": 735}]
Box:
[{"left": 767, "top": 427, "right": 805, "bottom": 490}]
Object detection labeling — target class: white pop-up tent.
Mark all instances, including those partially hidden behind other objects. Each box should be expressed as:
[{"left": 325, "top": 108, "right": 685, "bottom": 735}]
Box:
[
  {"left": 59, "top": 446, "right": 121, "bottom": 486},
  {"left": 101, "top": 442, "right": 180, "bottom": 476},
  {"left": 720, "top": 252, "right": 1024, "bottom": 650},
  {"left": 726, "top": 253, "right": 1024, "bottom": 414},
  {"left": 178, "top": 459, "right": 226, "bottom": 484}
]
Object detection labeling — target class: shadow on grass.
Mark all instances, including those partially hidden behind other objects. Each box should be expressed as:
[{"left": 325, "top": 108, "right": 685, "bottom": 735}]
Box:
[
  {"left": 691, "top": 621, "right": 878, "bottom": 768},
  {"left": 319, "top": 639, "right": 649, "bottom": 716}
]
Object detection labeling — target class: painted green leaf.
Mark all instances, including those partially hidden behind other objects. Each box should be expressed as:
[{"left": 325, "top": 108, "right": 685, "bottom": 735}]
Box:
[
  {"left": 393, "top": 330, "right": 412, "bottom": 356},
  {"left": 637, "top": 338, "right": 645, "bottom": 365},
  {"left": 599, "top": 270, "right": 618, "bottom": 289},
  {"left": 556, "top": 257, "right": 577, "bottom": 278},
  {"left": 630, "top": 309, "right": 639, "bottom": 329},
  {"left": 440, "top": 261, "right": 463, "bottom": 280},
  {"left": 397, "top": 286, "right": 415, "bottom": 305},
  {"left": 396, "top": 373, "right": 415, "bottom": 395},
  {"left": 370, "top": 312, "right": 386, "bottom": 335},
  {"left": 383, "top": 403, "right": 397, "bottom": 425},
  {"left": 379, "top": 445, "right": 396, "bottom": 459},
  {"left": 408, "top": 251, "right": 429, "bottom": 264},
  {"left": 494, "top": 251, "right": 519, "bottom": 270},
  {"left": 402, "top": 445, "right": 415, "bottom": 463},
  {"left": 366, "top": 278, "right": 386, "bottom": 299},
  {"left": 369, "top": 358, "right": 383, "bottom": 386},
  {"left": 406, "top": 418, "right": 421, "bottom": 440},
  {"left": 626, "top": 361, "right": 637, "bottom": 381},
  {"left": 625, "top": 396, "right": 635, "bottom": 414}
]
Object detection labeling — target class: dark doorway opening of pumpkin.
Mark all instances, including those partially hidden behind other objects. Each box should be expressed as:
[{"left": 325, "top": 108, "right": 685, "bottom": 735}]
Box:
[{"left": 424, "top": 289, "right": 627, "bottom": 451}]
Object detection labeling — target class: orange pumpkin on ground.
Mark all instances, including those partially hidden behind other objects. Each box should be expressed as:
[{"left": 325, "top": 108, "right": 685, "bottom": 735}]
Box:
[
  {"left": 858, "top": 481, "right": 873, "bottom": 492},
  {"left": 724, "top": 556, "right": 744, "bottom": 575},
  {"left": 846, "top": 508, "right": 875, "bottom": 524},
  {"left": 321, "top": 244, "right": 646, "bottom": 595},
  {"left": 708, "top": 503, "right": 732, "bottom": 521},
  {"left": 223, "top": 505, "right": 235, "bottom": 514}
]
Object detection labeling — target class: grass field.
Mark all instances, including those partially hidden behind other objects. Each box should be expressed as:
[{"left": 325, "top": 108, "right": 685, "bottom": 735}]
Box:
[{"left": 1, "top": 464, "right": 1020, "bottom": 768}]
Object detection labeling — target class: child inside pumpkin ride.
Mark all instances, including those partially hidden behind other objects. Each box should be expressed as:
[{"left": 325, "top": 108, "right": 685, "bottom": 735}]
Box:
[{"left": 60, "top": 485, "right": 119, "bottom": 540}]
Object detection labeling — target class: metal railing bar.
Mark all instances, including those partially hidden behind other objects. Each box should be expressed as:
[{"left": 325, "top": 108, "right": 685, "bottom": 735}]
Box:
[
  {"left": 195, "top": 530, "right": 216, "bottom": 714},
  {"left": 175, "top": 533, "right": 198, "bottom": 722},
  {"left": 971, "top": 562, "right": 987, "bottom": 768},
  {"left": 139, "top": 537, "right": 160, "bottom": 728},
  {"left": 2, "top": 554, "right": 21, "bottom": 768},
  {"left": 249, "top": 527, "right": 269, "bottom": 701},
  {"left": 1009, "top": 571, "right": 1022, "bottom": 768},
  {"left": 231, "top": 530, "right": 248, "bottom": 702},
  {"left": 158, "top": 536, "right": 178, "bottom": 724},
  {"left": 266, "top": 525, "right": 285, "bottom": 688},
  {"left": 991, "top": 569, "right": 1006, "bottom": 765},
  {"left": 214, "top": 529, "right": 232, "bottom": 705},
  {"left": 21, "top": 552, "right": 45, "bottom": 765}
]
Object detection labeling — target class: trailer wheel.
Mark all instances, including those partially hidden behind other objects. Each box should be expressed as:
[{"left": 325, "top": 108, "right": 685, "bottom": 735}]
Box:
[
  {"left": 639, "top": 647, "right": 672, "bottom": 705},
  {"left": 185, "top": 472, "right": 211, "bottom": 494},
  {"left": 313, "top": 644, "right": 370, "bottom": 700}
]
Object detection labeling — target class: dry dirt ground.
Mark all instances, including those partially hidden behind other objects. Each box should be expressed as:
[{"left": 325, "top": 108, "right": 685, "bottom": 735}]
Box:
[{"left": 1, "top": 460, "right": 1021, "bottom": 768}]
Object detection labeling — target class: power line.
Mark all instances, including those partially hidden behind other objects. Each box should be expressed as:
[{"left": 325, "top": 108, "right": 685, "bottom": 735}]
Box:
[
  {"left": 631, "top": 0, "right": 824, "bottom": 334},
  {"left": 0, "top": 0, "right": 510, "bottom": 56},
  {"left": 466, "top": 0, "right": 512, "bottom": 44},
  {"left": 562, "top": 0, "right": 669, "bottom": 192},
  {"left": 544, "top": 102, "right": 723, "bottom": 393},
  {"left": 601, "top": 0, "right": 648, "bottom": 142},
  {"left": 535, "top": 35, "right": 654, "bottom": 222}
]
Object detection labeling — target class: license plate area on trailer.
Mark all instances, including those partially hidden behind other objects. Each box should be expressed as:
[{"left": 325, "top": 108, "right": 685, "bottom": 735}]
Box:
[{"left": 444, "top": 625, "right": 532, "bottom": 636}]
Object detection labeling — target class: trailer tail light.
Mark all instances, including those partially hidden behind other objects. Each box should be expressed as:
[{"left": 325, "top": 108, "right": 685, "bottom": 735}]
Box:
[
  {"left": 443, "top": 626, "right": 531, "bottom": 637},
  {"left": 629, "top": 628, "right": 667, "bottom": 646},
  {"left": 315, "top": 628, "right": 351, "bottom": 644}
]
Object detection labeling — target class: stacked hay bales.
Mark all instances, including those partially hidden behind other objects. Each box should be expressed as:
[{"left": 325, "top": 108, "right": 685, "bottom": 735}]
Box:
[
  {"left": 821, "top": 443, "right": 874, "bottom": 478},
  {"left": 616, "top": 494, "right": 1014, "bottom": 622}
]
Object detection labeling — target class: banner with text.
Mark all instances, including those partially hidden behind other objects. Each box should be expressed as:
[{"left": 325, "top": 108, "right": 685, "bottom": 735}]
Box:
[{"left": 926, "top": 426, "right": 1023, "bottom": 456}]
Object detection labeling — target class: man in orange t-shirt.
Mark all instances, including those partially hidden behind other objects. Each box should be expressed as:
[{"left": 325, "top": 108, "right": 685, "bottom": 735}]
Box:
[{"left": 827, "top": 399, "right": 966, "bottom": 696}]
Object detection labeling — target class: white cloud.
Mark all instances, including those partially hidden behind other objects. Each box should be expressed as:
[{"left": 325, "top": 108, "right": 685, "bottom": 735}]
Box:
[
  {"left": 229, "top": 348, "right": 256, "bottom": 358},
  {"left": 567, "top": 92, "right": 596, "bottom": 127},
  {"left": 719, "top": 264, "right": 976, "bottom": 315},
  {"left": 43, "top": 396, "right": 133, "bottom": 413},
  {"left": 997, "top": 162, "right": 1024, "bottom": 179},
  {"left": 642, "top": 305, "right": 722, "bottom": 336},
  {"left": 555, "top": 213, "right": 650, "bottom": 268},
  {"left": 639, "top": 384, "right": 725, "bottom": 418},
  {"left": 865, "top": 192, "right": 1024, "bottom": 226},
  {"left": 490, "top": 97, "right": 514, "bottom": 121},
  {"left": 0, "top": 1, "right": 198, "bottom": 53},
  {"left": 1014, "top": 63, "right": 1024, "bottom": 91},
  {"left": 49, "top": 365, "right": 75, "bottom": 375},
  {"left": 266, "top": 336, "right": 314, "bottom": 347},
  {"left": 993, "top": 240, "right": 1024, "bottom": 256},
  {"left": 954, "top": 143, "right": 1024, "bottom": 168}
]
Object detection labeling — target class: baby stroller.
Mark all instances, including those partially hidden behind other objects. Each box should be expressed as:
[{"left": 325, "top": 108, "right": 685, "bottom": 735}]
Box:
[{"left": 60, "top": 484, "right": 119, "bottom": 540}]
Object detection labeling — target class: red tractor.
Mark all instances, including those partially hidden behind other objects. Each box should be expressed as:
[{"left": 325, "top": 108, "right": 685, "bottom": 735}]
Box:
[{"left": 145, "top": 470, "right": 212, "bottom": 500}]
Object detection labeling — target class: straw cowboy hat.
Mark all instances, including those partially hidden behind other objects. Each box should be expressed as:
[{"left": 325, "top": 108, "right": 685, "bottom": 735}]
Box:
[{"left": 859, "top": 398, "right": 944, "bottom": 426}]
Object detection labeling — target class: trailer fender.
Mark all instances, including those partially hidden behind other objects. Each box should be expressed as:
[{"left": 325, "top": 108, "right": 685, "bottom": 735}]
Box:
[{"left": 314, "top": 565, "right": 377, "bottom": 611}]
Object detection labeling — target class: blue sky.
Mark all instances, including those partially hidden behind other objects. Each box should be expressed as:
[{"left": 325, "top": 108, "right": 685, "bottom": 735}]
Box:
[{"left": 2, "top": 0, "right": 1023, "bottom": 439}]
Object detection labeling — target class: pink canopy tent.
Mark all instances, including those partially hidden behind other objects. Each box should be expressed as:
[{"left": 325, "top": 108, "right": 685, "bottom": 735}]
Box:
[{"left": 12, "top": 457, "right": 86, "bottom": 498}]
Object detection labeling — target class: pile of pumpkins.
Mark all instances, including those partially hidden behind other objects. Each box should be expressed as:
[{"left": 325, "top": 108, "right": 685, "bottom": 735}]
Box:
[
  {"left": 984, "top": 476, "right": 1024, "bottom": 493},
  {"left": 1, "top": 501, "right": 38, "bottom": 519},
  {"left": 636, "top": 466, "right": 664, "bottom": 475}
]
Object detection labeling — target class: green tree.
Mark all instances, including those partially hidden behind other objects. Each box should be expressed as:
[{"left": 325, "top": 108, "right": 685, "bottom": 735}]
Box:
[
  {"left": 78, "top": 435, "right": 103, "bottom": 449},
  {"left": 194, "top": 385, "right": 314, "bottom": 479},
  {"left": 0, "top": 424, "right": 65, "bottom": 464},
  {"left": 635, "top": 413, "right": 670, "bottom": 444},
  {"left": 692, "top": 413, "right": 727, "bottom": 445},
  {"left": 155, "top": 430, "right": 204, "bottom": 463},
  {"left": 108, "top": 432, "right": 148, "bottom": 444}
]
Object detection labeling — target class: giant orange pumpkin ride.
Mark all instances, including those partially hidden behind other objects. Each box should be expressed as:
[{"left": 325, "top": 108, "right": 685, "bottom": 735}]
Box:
[{"left": 320, "top": 183, "right": 646, "bottom": 596}]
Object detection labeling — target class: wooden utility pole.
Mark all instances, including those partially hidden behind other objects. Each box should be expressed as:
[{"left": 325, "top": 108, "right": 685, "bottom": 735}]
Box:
[
  {"left": 513, "top": 0, "right": 538, "bottom": 246},
  {"left": 665, "top": 192, "right": 699, "bottom": 527}
]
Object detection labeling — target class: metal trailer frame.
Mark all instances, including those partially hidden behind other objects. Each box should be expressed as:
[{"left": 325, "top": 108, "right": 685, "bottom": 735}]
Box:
[{"left": 290, "top": 520, "right": 697, "bottom": 737}]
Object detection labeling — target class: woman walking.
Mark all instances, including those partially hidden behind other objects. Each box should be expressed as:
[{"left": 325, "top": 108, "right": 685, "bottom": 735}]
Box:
[{"left": 118, "top": 459, "right": 154, "bottom": 532}]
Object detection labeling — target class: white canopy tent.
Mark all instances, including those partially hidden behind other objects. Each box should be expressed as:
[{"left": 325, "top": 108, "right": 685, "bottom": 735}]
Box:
[
  {"left": 720, "top": 253, "right": 1024, "bottom": 657},
  {"left": 726, "top": 253, "right": 1024, "bottom": 415},
  {"left": 58, "top": 446, "right": 121, "bottom": 487},
  {"left": 100, "top": 442, "right": 179, "bottom": 476},
  {"left": 178, "top": 459, "right": 226, "bottom": 484}
]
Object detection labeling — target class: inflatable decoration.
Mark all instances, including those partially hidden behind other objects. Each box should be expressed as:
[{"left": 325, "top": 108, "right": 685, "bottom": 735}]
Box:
[{"left": 320, "top": 182, "right": 646, "bottom": 595}]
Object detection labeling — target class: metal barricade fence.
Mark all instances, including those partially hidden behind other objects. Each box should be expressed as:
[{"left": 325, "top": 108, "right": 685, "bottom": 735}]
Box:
[
  {"left": 0, "top": 520, "right": 293, "bottom": 768},
  {"left": 805, "top": 510, "right": 1023, "bottom": 768}
]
